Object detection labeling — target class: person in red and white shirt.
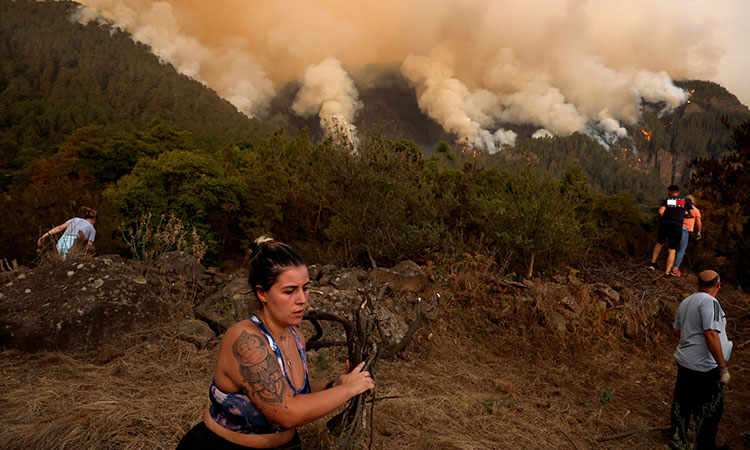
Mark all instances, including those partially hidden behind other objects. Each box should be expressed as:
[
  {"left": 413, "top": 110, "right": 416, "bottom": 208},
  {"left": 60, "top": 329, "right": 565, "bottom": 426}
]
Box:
[
  {"left": 648, "top": 185, "right": 693, "bottom": 275},
  {"left": 672, "top": 194, "right": 702, "bottom": 277}
]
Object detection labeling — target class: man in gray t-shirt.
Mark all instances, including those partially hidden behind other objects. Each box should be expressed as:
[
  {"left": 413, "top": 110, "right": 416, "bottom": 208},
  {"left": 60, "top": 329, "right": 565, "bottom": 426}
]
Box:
[{"left": 669, "top": 270, "right": 731, "bottom": 449}]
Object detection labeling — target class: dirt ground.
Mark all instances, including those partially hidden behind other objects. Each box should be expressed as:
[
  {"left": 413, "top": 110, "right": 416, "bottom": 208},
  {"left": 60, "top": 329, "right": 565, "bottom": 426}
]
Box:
[{"left": 0, "top": 260, "right": 748, "bottom": 450}]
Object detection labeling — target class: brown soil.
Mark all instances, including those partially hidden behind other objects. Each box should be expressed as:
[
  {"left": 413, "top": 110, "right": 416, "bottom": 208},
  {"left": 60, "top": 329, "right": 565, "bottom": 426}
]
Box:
[{"left": 0, "top": 256, "right": 747, "bottom": 450}]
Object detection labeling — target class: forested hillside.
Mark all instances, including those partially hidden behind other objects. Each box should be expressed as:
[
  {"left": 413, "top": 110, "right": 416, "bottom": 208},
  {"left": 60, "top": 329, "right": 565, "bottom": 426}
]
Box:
[
  {"left": 0, "top": 0, "right": 266, "bottom": 188},
  {"left": 1, "top": 0, "right": 748, "bottom": 288},
  {"left": 2, "top": 1, "right": 748, "bottom": 198},
  {"left": 669, "top": 80, "right": 750, "bottom": 157},
  {"left": 506, "top": 133, "right": 665, "bottom": 204}
]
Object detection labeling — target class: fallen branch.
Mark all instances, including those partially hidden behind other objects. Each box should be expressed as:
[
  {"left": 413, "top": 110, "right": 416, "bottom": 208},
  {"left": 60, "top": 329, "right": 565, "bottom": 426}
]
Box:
[
  {"left": 383, "top": 293, "right": 440, "bottom": 358},
  {"left": 558, "top": 426, "right": 579, "bottom": 450},
  {"left": 305, "top": 286, "right": 440, "bottom": 450}
]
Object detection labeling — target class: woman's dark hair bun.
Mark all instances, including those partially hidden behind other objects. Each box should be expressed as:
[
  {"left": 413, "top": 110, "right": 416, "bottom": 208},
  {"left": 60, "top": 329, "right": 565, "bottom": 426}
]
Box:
[
  {"left": 247, "top": 237, "right": 305, "bottom": 296},
  {"left": 249, "top": 236, "right": 274, "bottom": 259}
]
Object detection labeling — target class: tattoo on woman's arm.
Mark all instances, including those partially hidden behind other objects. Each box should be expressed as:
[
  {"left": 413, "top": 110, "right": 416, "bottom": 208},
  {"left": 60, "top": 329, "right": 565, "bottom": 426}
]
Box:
[{"left": 232, "top": 330, "right": 286, "bottom": 404}]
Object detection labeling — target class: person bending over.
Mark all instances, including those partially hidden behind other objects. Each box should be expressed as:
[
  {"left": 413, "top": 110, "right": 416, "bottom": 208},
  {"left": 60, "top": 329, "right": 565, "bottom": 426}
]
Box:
[
  {"left": 37, "top": 208, "right": 97, "bottom": 260},
  {"left": 177, "top": 237, "right": 374, "bottom": 449}
]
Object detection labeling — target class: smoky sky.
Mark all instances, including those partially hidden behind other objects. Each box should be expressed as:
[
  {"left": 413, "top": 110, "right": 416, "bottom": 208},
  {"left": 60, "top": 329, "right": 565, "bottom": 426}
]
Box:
[{"left": 72, "top": 0, "right": 749, "bottom": 152}]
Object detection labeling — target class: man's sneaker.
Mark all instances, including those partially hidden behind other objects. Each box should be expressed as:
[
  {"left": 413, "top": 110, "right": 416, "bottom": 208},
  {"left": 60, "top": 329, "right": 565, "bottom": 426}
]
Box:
[
  {"left": 671, "top": 267, "right": 682, "bottom": 277},
  {"left": 647, "top": 262, "right": 656, "bottom": 270}
]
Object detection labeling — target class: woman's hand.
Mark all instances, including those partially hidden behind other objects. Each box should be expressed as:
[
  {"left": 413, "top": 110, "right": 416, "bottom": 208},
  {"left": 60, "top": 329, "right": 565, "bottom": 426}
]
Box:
[{"left": 335, "top": 361, "right": 374, "bottom": 396}]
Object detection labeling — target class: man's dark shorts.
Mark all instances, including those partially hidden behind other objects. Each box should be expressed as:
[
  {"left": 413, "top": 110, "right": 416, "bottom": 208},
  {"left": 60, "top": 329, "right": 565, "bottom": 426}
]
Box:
[{"left": 658, "top": 221, "right": 683, "bottom": 249}]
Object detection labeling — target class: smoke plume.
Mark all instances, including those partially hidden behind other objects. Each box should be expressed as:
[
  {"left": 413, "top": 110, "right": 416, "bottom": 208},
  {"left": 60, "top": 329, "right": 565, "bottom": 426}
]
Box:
[
  {"left": 69, "top": 0, "right": 747, "bottom": 150},
  {"left": 292, "top": 58, "right": 363, "bottom": 146}
]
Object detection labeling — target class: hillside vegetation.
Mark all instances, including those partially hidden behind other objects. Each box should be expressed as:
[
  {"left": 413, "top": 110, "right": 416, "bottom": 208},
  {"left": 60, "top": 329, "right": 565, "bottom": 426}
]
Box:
[
  {"left": 1, "top": 0, "right": 749, "bottom": 287},
  {"left": 0, "top": 0, "right": 266, "bottom": 188}
]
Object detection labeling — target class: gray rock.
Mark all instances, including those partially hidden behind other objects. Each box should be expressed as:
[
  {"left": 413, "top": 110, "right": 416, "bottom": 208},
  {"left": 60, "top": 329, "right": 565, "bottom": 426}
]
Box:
[
  {"left": 559, "top": 296, "right": 581, "bottom": 313},
  {"left": 0, "top": 256, "right": 170, "bottom": 353},
  {"left": 154, "top": 251, "right": 205, "bottom": 280},
  {"left": 308, "top": 287, "right": 361, "bottom": 312},
  {"left": 194, "top": 275, "right": 257, "bottom": 332},
  {"left": 592, "top": 283, "right": 620, "bottom": 305},
  {"left": 331, "top": 271, "right": 363, "bottom": 290},
  {"left": 547, "top": 312, "right": 568, "bottom": 333},
  {"left": 374, "top": 303, "right": 408, "bottom": 344},
  {"left": 368, "top": 266, "right": 429, "bottom": 293},
  {"left": 223, "top": 276, "right": 257, "bottom": 318},
  {"left": 317, "top": 264, "right": 337, "bottom": 285},
  {"left": 308, "top": 264, "right": 321, "bottom": 281},
  {"left": 306, "top": 285, "right": 409, "bottom": 349},
  {"left": 177, "top": 319, "right": 216, "bottom": 349},
  {"left": 194, "top": 300, "right": 234, "bottom": 332},
  {"left": 351, "top": 268, "right": 368, "bottom": 281}
]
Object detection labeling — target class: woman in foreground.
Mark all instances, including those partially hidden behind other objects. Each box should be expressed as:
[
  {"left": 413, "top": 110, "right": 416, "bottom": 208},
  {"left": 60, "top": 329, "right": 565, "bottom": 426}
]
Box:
[{"left": 178, "top": 237, "right": 374, "bottom": 449}]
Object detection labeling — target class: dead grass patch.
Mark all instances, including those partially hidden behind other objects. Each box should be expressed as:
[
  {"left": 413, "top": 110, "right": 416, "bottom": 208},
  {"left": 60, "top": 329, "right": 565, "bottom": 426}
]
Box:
[{"left": 1, "top": 255, "right": 747, "bottom": 449}]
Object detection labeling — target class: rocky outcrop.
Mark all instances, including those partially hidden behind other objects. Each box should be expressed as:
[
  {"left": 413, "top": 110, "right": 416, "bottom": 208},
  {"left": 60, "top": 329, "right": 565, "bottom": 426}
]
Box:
[
  {"left": 368, "top": 260, "right": 431, "bottom": 293},
  {"left": 0, "top": 255, "right": 176, "bottom": 352},
  {"left": 0, "top": 255, "right": 435, "bottom": 354},
  {"left": 194, "top": 270, "right": 256, "bottom": 332},
  {"left": 177, "top": 319, "right": 216, "bottom": 349}
]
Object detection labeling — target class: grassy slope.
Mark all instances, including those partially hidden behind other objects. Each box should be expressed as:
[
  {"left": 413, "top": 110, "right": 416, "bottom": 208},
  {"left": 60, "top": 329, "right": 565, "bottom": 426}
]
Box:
[{"left": 1, "top": 259, "right": 747, "bottom": 450}]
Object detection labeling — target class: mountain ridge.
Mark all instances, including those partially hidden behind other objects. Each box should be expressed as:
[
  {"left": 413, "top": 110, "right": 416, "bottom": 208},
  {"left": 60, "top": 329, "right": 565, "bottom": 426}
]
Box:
[{"left": 2, "top": 0, "right": 749, "bottom": 194}]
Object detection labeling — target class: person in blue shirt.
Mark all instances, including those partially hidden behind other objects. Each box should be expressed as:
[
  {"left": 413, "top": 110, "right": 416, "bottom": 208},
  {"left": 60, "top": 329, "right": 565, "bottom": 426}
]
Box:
[{"left": 37, "top": 208, "right": 97, "bottom": 260}]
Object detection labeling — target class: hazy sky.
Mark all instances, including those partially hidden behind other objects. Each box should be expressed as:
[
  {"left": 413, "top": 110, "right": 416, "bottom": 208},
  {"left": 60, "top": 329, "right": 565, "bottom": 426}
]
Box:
[{"left": 73, "top": 0, "right": 749, "bottom": 151}]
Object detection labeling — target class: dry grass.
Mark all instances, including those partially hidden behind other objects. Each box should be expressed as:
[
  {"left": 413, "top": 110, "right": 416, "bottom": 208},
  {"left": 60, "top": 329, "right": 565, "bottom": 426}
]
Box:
[
  {"left": 0, "top": 327, "right": 215, "bottom": 450},
  {"left": 1, "top": 259, "right": 747, "bottom": 450}
]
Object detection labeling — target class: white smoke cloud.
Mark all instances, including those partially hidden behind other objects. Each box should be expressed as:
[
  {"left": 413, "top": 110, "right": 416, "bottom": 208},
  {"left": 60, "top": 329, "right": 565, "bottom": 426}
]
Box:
[
  {"left": 493, "top": 129, "right": 518, "bottom": 148},
  {"left": 630, "top": 70, "right": 690, "bottom": 114},
  {"left": 292, "top": 58, "right": 363, "bottom": 146},
  {"left": 498, "top": 82, "right": 588, "bottom": 136},
  {"left": 584, "top": 110, "right": 630, "bottom": 149},
  {"left": 401, "top": 50, "right": 516, "bottom": 153},
  {"left": 67, "top": 0, "right": 748, "bottom": 146},
  {"left": 532, "top": 129, "right": 554, "bottom": 139}
]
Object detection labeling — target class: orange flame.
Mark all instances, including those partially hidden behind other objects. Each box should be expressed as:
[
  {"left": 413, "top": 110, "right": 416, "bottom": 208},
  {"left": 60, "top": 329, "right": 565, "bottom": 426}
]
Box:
[
  {"left": 640, "top": 129, "right": 652, "bottom": 142},
  {"left": 690, "top": 89, "right": 696, "bottom": 94}
]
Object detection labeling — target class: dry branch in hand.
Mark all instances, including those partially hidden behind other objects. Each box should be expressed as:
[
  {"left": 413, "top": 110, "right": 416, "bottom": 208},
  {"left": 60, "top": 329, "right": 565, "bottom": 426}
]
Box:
[{"left": 304, "top": 286, "right": 440, "bottom": 449}]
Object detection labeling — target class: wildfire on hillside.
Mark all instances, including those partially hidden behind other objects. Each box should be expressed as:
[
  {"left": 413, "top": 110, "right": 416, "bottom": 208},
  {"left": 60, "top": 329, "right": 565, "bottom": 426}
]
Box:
[
  {"left": 641, "top": 129, "right": 652, "bottom": 142},
  {"left": 617, "top": 147, "right": 642, "bottom": 166},
  {"left": 459, "top": 145, "right": 480, "bottom": 158},
  {"left": 664, "top": 121, "right": 673, "bottom": 128}
]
